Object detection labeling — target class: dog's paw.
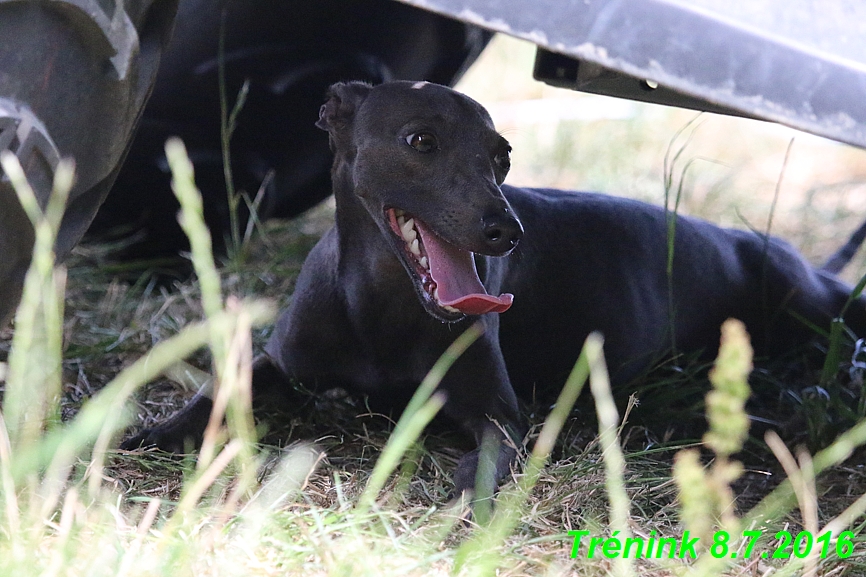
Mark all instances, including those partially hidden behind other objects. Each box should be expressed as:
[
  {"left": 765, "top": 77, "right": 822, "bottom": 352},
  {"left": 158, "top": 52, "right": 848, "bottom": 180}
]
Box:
[{"left": 443, "top": 489, "right": 475, "bottom": 526}]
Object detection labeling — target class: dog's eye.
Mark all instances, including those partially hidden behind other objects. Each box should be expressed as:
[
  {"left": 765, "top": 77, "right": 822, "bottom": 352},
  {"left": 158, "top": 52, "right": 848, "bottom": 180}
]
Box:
[
  {"left": 494, "top": 146, "right": 512, "bottom": 171},
  {"left": 406, "top": 132, "right": 438, "bottom": 153}
]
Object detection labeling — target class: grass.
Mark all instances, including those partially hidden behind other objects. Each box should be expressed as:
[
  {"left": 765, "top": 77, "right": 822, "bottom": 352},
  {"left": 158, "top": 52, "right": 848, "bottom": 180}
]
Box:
[{"left": 1, "top": 34, "right": 866, "bottom": 576}]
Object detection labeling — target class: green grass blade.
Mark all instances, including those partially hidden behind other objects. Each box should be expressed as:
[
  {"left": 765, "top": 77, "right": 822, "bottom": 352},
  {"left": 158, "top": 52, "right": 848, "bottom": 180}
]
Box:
[
  {"left": 455, "top": 334, "right": 592, "bottom": 575},
  {"left": 165, "top": 137, "right": 264, "bottom": 477},
  {"left": 9, "top": 304, "right": 271, "bottom": 485},
  {"left": 356, "top": 322, "right": 483, "bottom": 513},
  {"left": 746, "top": 415, "right": 866, "bottom": 527},
  {"left": 0, "top": 153, "right": 71, "bottom": 453},
  {"left": 587, "top": 333, "right": 634, "bottom": 577},
  {"left": 165, "top": 138, "right": 223, "bottom": 322}
]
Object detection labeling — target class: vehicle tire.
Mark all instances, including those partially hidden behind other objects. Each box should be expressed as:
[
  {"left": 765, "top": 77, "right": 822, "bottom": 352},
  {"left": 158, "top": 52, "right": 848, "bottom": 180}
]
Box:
[{"left": 0, "top": 0, "right": 179, "bottom": 325}]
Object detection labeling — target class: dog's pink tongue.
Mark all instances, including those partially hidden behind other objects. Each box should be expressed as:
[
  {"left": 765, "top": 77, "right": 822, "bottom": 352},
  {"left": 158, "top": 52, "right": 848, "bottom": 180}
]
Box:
[{"left": 415, "top": 221, "right": 513, "bottom": 315}]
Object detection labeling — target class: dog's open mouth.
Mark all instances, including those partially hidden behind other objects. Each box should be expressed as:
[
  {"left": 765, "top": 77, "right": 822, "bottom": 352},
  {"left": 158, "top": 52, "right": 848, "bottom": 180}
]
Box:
[{"left": 386, "top": 208, "right": 513, "bottom": 319}]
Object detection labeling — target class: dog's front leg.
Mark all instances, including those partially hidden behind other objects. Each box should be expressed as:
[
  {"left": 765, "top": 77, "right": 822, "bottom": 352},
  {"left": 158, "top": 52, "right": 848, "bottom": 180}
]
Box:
[
  {"left": 120, "top": 356, "right": 290, "bottom": 452},
  {"left": 452, "top": 422, "right": 519, "bottom": 500},
  {"left": 120, "top": 390, "right": 214, "bottom": 452},
  {"left": 436, "top": 325, "right": 525, "bottom": 497}
]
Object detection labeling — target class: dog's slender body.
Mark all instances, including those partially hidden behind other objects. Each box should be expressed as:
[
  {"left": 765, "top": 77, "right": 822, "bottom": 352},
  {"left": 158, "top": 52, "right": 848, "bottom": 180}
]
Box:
[
  {"left": 124, "top": 81, "right": 866, "bottom": 495},
  {"left": 495, "top": 188, "right": 866, "bottom": 393}
]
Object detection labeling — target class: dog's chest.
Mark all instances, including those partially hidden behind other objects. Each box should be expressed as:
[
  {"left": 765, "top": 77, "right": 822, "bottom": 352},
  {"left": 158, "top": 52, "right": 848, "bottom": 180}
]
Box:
[{"left": 344, "top": 304, "right": 460, "bottom": 392}]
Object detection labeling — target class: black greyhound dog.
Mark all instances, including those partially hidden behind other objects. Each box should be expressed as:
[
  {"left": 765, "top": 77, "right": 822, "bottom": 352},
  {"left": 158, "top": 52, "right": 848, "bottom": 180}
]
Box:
[{"left": 123, "top": 81, "right": 866, "bottom": 496}]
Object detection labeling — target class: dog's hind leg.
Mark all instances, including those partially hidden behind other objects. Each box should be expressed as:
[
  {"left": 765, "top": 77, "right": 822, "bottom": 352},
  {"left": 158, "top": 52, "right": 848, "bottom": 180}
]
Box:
[{"left": 754, "top": 235, "right": 866, "bottom": 348}]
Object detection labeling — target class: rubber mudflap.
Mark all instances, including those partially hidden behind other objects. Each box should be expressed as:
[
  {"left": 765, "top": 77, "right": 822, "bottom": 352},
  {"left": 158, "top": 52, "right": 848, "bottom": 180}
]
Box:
[{"left": 0, "top": 0, "right": 179, "bottom": 325}]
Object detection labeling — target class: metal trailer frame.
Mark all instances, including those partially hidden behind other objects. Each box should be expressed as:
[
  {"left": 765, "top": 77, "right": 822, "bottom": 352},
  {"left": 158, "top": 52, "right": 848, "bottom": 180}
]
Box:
[{"left": 393, "top": 0, "right": 866, "bottom": 149}]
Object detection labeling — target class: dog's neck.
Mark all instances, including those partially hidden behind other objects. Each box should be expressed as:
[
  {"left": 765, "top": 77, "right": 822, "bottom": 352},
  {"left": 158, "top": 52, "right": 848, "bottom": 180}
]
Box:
[{"left": 330, "top": 158, "right": 405, "bottom": 279}]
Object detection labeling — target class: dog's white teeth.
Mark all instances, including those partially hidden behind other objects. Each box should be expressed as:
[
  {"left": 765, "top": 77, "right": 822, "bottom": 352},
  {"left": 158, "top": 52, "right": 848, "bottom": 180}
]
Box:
[
  {"left": 433, "top": 286, "right": 459, "bottom": 313},
  {"left": 410, "top": 238, "right": 421, "bottom": 256},
  {"left": 401, "top": 218, "right": 417, "bottom": 242},
  {"left": 419, "top": 256, "right": 428, "bottom": 269}
]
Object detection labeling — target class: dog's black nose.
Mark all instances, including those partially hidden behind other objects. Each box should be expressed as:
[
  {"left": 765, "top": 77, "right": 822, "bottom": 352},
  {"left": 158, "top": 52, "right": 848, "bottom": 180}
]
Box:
[{"left": 482, "top": 213, "right": 523, "bottom": 253}]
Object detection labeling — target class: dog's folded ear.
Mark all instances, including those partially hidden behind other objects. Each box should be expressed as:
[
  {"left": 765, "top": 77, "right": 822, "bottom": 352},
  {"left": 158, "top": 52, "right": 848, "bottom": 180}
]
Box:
[{"left": 316, "top": 81, "right": 373, "bottom": 133}]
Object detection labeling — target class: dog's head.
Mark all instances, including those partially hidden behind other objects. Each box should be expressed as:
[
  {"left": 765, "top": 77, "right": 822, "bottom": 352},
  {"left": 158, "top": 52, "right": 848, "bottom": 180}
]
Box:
[{"left": 316, "top": 81, "right": 523, "bottom": 322}]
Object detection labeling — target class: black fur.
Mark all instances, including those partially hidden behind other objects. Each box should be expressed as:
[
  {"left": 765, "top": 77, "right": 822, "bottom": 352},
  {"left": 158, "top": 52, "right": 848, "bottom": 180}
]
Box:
[{"left": 123, "top": 81, "right": 866, "bottom": 496}]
